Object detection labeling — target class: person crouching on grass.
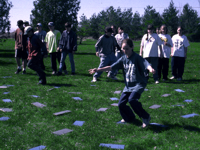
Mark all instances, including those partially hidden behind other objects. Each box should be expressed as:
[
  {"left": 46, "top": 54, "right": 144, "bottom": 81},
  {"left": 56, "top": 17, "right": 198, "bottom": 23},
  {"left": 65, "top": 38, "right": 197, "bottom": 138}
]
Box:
[
  {"left": 89, "top": 39, "right": 155, "bottom": 128},
  {"left": 24, "top": 26, "right": 48, "bottom": 85}
]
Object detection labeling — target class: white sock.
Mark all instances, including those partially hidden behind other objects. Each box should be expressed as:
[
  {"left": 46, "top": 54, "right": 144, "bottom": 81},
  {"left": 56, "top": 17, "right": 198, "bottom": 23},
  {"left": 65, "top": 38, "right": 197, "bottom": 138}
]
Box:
[{"left": 23, "top": 68, "right": 26, "bottom": 71}]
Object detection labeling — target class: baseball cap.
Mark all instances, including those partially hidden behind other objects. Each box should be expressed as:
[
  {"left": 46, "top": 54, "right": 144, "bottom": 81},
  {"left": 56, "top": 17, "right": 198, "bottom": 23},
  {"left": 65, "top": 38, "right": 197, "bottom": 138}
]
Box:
[
  {"left": 24, "top": 26, "right": 33, "bottom": 35},
  {"left": 147, "top": 24, "right": 154, "bottom": 30},
  {"left": 17, "top": 20, "right": 23, "bottom": 26},
  {"left": 23, "top": 20, "right": 29, "bottom": 24},
  {"left": 37, "top": 23, "right": 42, "bottom": 27},
  {"left": 48, "top": 22, "right": 54, "bottom": 26}
]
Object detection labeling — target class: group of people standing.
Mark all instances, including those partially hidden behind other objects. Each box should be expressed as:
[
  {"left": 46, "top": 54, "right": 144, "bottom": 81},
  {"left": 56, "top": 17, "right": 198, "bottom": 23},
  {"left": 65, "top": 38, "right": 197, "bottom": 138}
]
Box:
[
  {"left": 14, "top": 20, "right": 77, "bottom": 85},
  {"left": 89, "top": 24, "right": 190, "bottom": 128}
]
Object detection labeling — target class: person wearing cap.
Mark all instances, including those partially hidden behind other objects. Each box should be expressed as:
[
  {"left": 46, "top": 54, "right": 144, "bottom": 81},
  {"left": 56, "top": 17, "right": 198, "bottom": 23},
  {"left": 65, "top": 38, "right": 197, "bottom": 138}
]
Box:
[
  {"left": 24, "top": 26, "right": 48, "bottom": 85},
  {"left": 91, "top": 26, "right": 120, "bottom": 82},
  {"left": 89, "top": 39, "right": 155, "bottom": 128},
  {"left": 57, "top": 22, "right": 77, "bottom": 75},
  {"left": 45, "top": 22, "right": 67, "bottom": 75},
  {"left": 14, "top": 20, "right": 28, "bottom": 74},
  {"left": 23, "top": 20, "right": 29, "bottom": 27},
  {"left": 139, "top": 24, "right": 163, "bottom": 84},
  {"left": 34, "top": 23, "right": 47, "bottom": 70},
  {"left": 170, "top": 26, "right": 190, "bottom": 81}
]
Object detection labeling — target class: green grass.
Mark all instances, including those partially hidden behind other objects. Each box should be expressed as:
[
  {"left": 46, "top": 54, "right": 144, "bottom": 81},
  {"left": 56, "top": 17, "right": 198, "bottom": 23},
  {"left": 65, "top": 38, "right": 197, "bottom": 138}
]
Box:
[{"left": 0, "top": 39, "right": 200, "bottom": 150}]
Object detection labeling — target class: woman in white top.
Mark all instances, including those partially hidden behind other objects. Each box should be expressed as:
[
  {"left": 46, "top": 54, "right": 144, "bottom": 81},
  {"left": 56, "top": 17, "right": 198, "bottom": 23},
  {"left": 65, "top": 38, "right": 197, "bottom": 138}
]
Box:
[
  {"left": 140, "top": 24, "right": 163, "bottom": 84},
  {"left": 170, "top": 26, "right": 190, "bottom": 81},
  {"left": 158, "top": 25, "right": 173, "bottom": 81}
]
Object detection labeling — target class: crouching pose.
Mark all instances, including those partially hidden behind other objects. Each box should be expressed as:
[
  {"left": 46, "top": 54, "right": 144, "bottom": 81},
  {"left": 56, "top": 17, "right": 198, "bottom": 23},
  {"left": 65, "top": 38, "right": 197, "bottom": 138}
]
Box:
[{"left": 89, "top": 39, "right": 155, "bottom": 128}]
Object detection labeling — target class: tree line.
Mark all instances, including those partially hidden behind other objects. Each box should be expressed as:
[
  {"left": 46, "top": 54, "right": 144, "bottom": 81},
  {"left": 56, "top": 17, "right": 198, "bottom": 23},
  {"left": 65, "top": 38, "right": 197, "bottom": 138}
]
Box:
[{"left": 77, "top": 1, "right": 200, "bottom": 43}]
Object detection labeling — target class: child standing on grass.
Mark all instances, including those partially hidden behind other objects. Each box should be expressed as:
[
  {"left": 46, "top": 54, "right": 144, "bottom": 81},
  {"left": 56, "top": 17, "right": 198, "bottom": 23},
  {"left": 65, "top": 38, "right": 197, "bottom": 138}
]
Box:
[
  {"left": 139, "top": 24, "right": 163, "bottom": 84},
  {"left": 157, "top": 25, "right": 173, "bottom": 81},
  {"left": 170, "top": 26, "right": 190, "bottom": 81},
  {"left": 89, "top": 39, "right": 155, "bottom": 128}
]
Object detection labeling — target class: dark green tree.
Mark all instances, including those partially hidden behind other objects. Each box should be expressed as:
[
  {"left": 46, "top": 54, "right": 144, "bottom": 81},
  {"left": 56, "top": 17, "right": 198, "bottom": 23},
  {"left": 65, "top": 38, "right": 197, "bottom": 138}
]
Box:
[
  {"left": 162, "top": 0, "right": 179, "bottom": 36},
  {"left": 179, "top": 3, "right": 200, "bottom": 41},
  {"left": 0, "top": 0, "right": 13, "bottom": 44},
  {"left": 131, "top": 11, "right": 142, "bottom": 40},
  {"left": 30, "top": 0, "right": 80, "bottom": 33},
  {"left": 141, "top": 6, "right": 163, "bottom": 34}
]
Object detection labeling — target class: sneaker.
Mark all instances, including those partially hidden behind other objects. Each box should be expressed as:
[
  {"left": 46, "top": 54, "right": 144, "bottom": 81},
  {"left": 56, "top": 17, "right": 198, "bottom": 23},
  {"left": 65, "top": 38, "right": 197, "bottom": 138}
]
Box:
[
  {"left": 121, "top": 119, "right": 125, "bottom": 123},
  {"left": 38, "top": 79, "right": 46, "bottom": 85},
  {"left": 52, "top": 71, "right": 56, "bottom": 75},
  {"left": 15, "top": 68, "right": 22, "bottom": 74},
  {"left": 142, "top": 116, "right": 151, "bottom": 128},
  {"left": 22, "top": 70, "right": 26, "bottom": 74},
  {"left": 63, "top": 70, "right": 68, "bottom": 75},
  {"left": 56, "top": 71, "right": 62, "bottom": 76},
  {"left": 170, "top": 76, "right": 175, "bottom": 80},
  {"left": 91, "top": 77, "right": 97, "bottom": 82},
  {"left": 155, "top": 80, "right": 159, "bottom": 84},
  {"left": 177, "top": 78, "right": 182, "bottom": 81}
]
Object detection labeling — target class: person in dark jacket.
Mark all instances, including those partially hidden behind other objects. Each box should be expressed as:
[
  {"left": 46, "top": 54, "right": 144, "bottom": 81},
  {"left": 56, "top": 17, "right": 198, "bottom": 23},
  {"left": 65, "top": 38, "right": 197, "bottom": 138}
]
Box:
[
  {"left": 24, "top": 26, "right": 48, "bottom": 85},
  {"left": 57, "top": 22, "right": 77, "bottom": 75}
]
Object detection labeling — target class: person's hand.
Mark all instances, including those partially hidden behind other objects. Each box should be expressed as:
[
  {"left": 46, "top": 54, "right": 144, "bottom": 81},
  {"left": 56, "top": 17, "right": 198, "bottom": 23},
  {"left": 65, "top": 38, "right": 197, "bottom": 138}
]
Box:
[
  {"left": 57, "top": 47, "right": 60, "bottom": 52},
  {"left": 164, "top": 42, "right": 167, "bottom": 46},
  {"left": 170, "top": 53, "right": 173, "bottom": 57},
  {"left": 60, "top": 49, "right": 62, "bottom": 52},
  {"left": 96, "top": 52, "right": 99, "bottom": 57},
  {"left": 149, "top": 68, "right": 156, "bottom": 74},
  {"left": 88, "top": 68, "right": 97, "bottom": 74},
  {"left": 139, "top": 53, "right": 142, "bottom": 57}
]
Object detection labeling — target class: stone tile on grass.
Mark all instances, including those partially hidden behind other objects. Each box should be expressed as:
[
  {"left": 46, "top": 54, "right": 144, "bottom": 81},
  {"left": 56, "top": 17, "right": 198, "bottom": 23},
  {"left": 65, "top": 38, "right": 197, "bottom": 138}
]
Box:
[
  {"left": 110, "top": 97, "right": 119, "bottom": 101},
  {"left": 73, "top": 121, "right": 85, "bottom": 126},
  {"left": 111, "top": 103, "right": 118, "bottom": 106},
  {"left": 184, "top": 99, "right": 193, "bottom": 103},
  {"left": 162, "top": 94, "right": 171, "bottom": 97},
  {"left": 99, "top": 143, "right": 125, "bottom": 149},
  {"left": 29, "top": 145, "right": 46, "bottom": 150},
  {"left": 52, "top": 128, "right": 73, "bottom": 135},
  {"left": 0, "top": 86, "right": 7, "bottom": 89},
  {"left": 53, "top": 110, "right": 71, "bottom": 116},
  {"left": 72, "top": 97, "right": 82, "bottom": 100},
  {"left": 2, "top": 99, "right": 12, "bottom": 103},
  {"left": 32, "top": 102, "right": 46, "bottom": 108},
  {"left": 114, "top": 91, "right": 121, "bottom": 94},
  {"left": 181, "top": 113, "right": 199, "bottom": 118},
  {"left": 175, "top": 89, "right": 185, "bottom": 92},
  {"left": 0, "top": 117, "right": 10, "bottom": 121},
  {"left": 96, "top": 108, "right": 108, "bottom": 112},
  {"left": 0, "top": 108, "right": 12, "bottom": 112},
  {"left": 150, "top": 123, "right": 168, "bottom": 127},
  {"left": 149, "top": 105, "right": 161, "bottom": 109},
  {"left": 3, "top": 92, "right": 10, "bottom": 94},
  {"left": 30, "top": 95, "right": 40, "bottom": 98}
]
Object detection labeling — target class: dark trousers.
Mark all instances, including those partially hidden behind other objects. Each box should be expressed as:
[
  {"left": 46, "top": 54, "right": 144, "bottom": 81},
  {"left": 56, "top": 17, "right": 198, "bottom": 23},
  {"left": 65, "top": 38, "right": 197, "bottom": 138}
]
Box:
[
  {"left": 145, "top": 57, "right": 158, "bottom": 81},
  {"left": 171, "top": 56, "right": 185, "bottom": 79},
  {"left": 158, "top": 58, "right": 169, "bottom": 80},
  {"left": 118, "top": 92, "right": 150, "bottom": 122},
  {"left": 40, "top": 55, "right": 45, "bottom": 70},
  {"left": 50, "top": 52, "right": 66, "bottom": 72},
  {"left": 27, "top": 57, "right": 46, "bottom": 82}
]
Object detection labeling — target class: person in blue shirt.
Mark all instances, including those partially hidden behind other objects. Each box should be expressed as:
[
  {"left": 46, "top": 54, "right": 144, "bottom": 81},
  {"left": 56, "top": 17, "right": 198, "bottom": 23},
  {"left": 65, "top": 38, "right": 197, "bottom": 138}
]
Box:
[{"left": 89, "top": 39, "right": 155, "bottom": 128}]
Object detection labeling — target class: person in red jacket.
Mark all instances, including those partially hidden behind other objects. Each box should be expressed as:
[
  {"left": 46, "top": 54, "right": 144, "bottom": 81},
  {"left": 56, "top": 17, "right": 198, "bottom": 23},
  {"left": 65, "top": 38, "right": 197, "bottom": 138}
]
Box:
[{"left": 24, "top": 26, "right": 48, "bottom": 85}]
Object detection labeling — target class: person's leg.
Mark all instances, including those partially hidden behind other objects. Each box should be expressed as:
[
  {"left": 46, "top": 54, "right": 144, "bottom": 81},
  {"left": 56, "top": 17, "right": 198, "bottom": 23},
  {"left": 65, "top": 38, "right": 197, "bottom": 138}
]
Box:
[
  {"left": 163, "top": 58, "right": 169, "bottom": 80},
  {"left": 151, "top": 57, "right": 159, "bottom": 81},
  {"left": 40, "top": 55, "right": 45, "bottom": 70},
  {"left": 157, "top": 58, "right": 162, "bottom": 80},
  {"left": 108, "top": 53, "right": 117, "bottom": 77},
  {"left": 128, "top": 91, "right": 150, "bottom": 119},
  {"left": 118, "top": 92, "right": 135, "bottom": 122},
  {"left": 68, "top": 52, "right": 75, "bottom": 74},
  {"left": 144, "top": 57, "right": 150, "bottom": 81},
  {"left": 177, "top": 57, "right": 185, "bottom": 79},
  {"left": 27, "top": 57, "right": 46, "bottom": 84},
  {"left": 58, "top": 51, "right": 67, "bottom": 73},
  {"left": 50, "top": 52, "right": 57, "bottom": 73},
  {"left": 171, "top": 56, "right": 177, "bottom": 78},
  {"left": 15, "top": 49, "right": 22, "bottom": 74},
  {"left": 93, "top": 56, "right": 110, "bottom": 78}
]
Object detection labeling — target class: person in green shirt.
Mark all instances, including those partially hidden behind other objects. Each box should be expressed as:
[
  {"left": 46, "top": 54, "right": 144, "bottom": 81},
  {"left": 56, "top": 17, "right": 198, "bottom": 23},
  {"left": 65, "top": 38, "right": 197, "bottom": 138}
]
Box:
[
  {"left": 89, "top": 39, "right": 155, "bottom": 128},
  {"left": 45, "top": 22, "right": 66, "bottom": 75}
]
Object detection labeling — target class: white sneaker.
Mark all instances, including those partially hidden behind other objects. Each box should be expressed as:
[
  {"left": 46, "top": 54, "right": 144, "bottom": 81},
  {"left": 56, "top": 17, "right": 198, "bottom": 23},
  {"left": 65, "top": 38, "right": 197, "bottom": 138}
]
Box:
[
  {"left": 91, "top": 77, "right": 97, "bottom": 82},
  {"left": 121, "top": 119, "right": 125, "bottom": 123},
  {"left": 155, "top": 80, "right": 159, "bottom": 84},
  {"left": 170, "top": 76, "right": 175, "bottom": 80}
]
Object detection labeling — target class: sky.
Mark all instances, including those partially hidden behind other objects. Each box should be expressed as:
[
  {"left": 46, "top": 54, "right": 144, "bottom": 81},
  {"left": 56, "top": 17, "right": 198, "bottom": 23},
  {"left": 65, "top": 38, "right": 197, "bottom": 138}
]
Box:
[{"left": 9, "top": 0, "right": 200, "bottom": 32}]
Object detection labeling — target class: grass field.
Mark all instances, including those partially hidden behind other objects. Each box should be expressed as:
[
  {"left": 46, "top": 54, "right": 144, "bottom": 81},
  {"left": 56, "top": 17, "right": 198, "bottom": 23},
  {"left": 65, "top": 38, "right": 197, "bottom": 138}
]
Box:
[{"left": 0, "top": 39, "right": 200, "bottom": 150}]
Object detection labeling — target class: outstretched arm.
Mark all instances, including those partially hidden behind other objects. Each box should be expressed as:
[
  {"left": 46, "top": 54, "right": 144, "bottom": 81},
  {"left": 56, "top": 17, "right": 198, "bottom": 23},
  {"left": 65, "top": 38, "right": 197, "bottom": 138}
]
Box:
[
  {"left": 88, "top": 66, "right": 112, "bottom": 74},
  {"left": 147, "top": 65, "right": 156, "bottom": 74}
]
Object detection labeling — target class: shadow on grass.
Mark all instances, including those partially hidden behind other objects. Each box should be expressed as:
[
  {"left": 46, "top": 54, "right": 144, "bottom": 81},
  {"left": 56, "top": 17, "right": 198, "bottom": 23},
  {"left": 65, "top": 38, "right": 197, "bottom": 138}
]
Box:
[
  {"left": 0, "top": 49, "right": 15, "bottom": 58},
  {"left": 47, "top": 83, "right": 75, "bottom": 87},
  {"left": 75, "top": 52, "right": 95, "bottom": 56},
  {"left": 0, "top": 59, "right": 15, "bottom": 66},
  {"left": 164, "top": 79, "right": 200, "bottom": 84}
]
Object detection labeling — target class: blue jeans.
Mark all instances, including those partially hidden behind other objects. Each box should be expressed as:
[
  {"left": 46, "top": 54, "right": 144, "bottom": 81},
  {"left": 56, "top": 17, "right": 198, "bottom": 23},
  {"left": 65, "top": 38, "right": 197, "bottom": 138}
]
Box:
[
  {"left": 59, "top": 51, "right": 75, "bottom": 73},
  {"left": 144, "top": 57, "right": 159, "bottom": 81},
  {"left": 93, "top": 53, "right": 117, "bottom": 78},
  {"left": 118, "top": 92, "right": 150, "bottom": 122},
  {"left": 171, "top": 56, "right": 185, "bottom": 79}
]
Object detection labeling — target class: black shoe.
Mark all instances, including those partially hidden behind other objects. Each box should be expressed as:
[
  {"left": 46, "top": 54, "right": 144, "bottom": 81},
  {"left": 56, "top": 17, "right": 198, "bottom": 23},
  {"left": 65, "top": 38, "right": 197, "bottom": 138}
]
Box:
[
  {"left": 71, "top": 72, "right": 75, "bottom": 75},
  {"left": 56, "top": 71, "right": 62, "bottom": 76},
  {"left": 22, "top": 70, "right": 26, "bottom": 74},
  {"left": 15, "top": 68, "right": 22, "bottom": 74},
  {"left": 38, "top": 80, "right": 46, "bottom": 85}
]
